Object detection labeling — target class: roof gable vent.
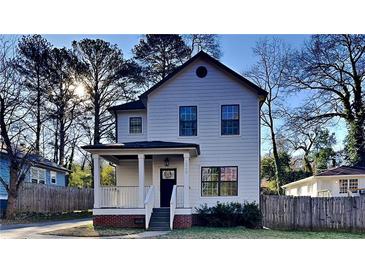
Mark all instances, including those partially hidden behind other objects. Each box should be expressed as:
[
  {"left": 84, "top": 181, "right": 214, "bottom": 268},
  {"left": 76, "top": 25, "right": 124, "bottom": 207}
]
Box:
[{"left": 196, "top": 66, "right": 207, "bottom": 78}]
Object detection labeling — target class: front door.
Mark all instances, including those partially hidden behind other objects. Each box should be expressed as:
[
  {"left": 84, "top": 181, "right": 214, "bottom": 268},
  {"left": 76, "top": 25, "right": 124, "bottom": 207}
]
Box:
[{"left": 160, "top": 168, "right": 177, "bottom": 207}]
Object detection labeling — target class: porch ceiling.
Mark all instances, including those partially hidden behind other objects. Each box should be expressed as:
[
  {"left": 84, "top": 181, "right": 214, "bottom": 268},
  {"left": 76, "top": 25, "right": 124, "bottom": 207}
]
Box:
[{"left": 82, "top": 141, "right": 200, "bottom": 157}]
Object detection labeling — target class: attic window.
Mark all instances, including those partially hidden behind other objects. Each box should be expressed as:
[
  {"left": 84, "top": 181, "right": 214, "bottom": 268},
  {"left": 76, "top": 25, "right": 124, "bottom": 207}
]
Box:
[{"left": 196, "top": 66, "right": 207, "bottom": 78}]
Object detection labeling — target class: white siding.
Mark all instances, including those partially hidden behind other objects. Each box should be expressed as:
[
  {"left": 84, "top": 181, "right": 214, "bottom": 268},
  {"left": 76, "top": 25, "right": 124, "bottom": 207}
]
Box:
[
  {"left": 285, "top": 176, "right": 365, "bottom": 197},
  {"left": 318, "top": 177, "right": 365, "bottom": 197},
  {"left": 147, "top": 60, "right": 260, "bottom": 207},
  {"left": 116, "top": 160, "right": 152, "bottom": 186},
  {"left": 116, "top": 110, "right": 147, "bottom": 143},
  {"left": 113, "top": 58, "right": 261, "bottom": 208}
]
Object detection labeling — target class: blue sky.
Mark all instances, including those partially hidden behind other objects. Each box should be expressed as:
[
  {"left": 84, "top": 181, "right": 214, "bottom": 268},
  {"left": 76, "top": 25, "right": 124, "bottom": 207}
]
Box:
[
  {"left": 44, "top": 34, "right": 308, "bottom": 72},
  {"left": 42, "top": 34, "right": 346, "bottom": 154}
]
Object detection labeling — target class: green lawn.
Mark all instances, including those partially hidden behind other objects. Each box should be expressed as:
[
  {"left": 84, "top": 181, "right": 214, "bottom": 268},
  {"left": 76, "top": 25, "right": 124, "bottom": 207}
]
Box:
[{"left": 156, "top": 226, "right": 365, "bottom": 239}]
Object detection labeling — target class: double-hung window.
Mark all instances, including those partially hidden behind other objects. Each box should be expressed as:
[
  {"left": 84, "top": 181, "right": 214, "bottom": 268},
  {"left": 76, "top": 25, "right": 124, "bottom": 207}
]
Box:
[
  {"left": 349, "top": 179, "right": 359, "bottom": 193},
  {"left": 51, "top": 171, "right": 57, "bottom": 184},
  {"left": 129, "top": 117, "right": 142, "bottom": 134},
  {"left": 179, "top": 106, "right": 197, "bottom": 136},
  {"left": 31, "top": 167, "right": 46, "bottom": 184},
  {"left": 339, "top": 179, "right": 348, "bottom": 193},
  {"left": 339, "top": 179, "right": 359, "bottom": 194},
  {"left": 201, "top": 166, "right": 238, "bottom": 196},
  {"left": 221, "top": 105, "right": 240, "bottom": 135}
]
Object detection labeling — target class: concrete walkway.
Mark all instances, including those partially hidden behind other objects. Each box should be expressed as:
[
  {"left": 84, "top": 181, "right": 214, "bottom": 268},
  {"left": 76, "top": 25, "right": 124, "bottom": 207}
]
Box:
[
  {"left": 0, "top": 218, "right": 92, "bottom": 239},
  {"left": 121, "top": 230, "right": 170, "bottom": 239}
]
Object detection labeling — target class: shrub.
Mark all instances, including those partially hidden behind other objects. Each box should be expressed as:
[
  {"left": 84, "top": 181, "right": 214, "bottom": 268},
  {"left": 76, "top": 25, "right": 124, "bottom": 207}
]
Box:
[
  {"left": 241, "top": 202, "right": 262, "bottom": 228},
  {"left": 195, "top": 202, "right": 262, "bottom": 228}
]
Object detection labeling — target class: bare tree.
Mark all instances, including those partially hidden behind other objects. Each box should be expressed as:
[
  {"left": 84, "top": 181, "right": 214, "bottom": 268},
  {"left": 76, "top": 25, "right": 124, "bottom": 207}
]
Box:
[
  {"left": 184, "top": 34, "right": 222, "bottom": 59},
  {"left": 288, "top": 35, "right": 365, "bottom": 166},
  {"left": 0, "top": 36, "right": 35, "bottom": 219},
  {"left": 244, "top": 38, "right": 291, "bottom": 194}
]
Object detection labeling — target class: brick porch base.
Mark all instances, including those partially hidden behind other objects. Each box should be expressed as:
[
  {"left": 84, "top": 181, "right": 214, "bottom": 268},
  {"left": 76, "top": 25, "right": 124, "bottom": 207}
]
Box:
[
  {"left": 173, "top": 215, "right": 192, "bottom": 229},
  {"left": 93, "top": 215, "right": 145, "bottom": 228},
  {"left": 94, "top": 214, "right": 193, "bottom": 229}
]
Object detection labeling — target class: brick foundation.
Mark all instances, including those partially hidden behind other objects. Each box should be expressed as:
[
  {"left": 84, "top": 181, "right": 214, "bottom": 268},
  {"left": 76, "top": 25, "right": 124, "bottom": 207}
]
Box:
[
  {"left": 173, "top": 214, "right": 193, "bottom": 229},
  {"left": 93, "top": 215, "right": 145, "bottom": 228}
]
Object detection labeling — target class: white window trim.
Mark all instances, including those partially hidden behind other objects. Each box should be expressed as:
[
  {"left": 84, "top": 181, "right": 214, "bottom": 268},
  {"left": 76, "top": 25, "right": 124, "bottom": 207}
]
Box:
[
  {"left": 177, "top": 104, "right": 199, "bottom": 138},
  {"left": 128, "top": 116, "right": 143, "bottom": 135},
  {"left": 338, "top": 178, "right": 359, "bottom": 194},
  {"left": 31, "top": 167, "right": 46, "bottom": 184},
  {"left": 200, "top": 165, "right": 239, "bottom": 198},
  {"left": 219, "top": 103, "right": 241, "bottom": 137},
  {"left": 50, "top": 171, "right": 57, "bottom": 184}
]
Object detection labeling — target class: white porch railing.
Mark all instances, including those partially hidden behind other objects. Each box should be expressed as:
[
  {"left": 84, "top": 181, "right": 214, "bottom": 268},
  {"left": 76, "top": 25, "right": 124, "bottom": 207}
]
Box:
[
  {"left": 144, "top": 186, "right": 155, "bottom": 229},
  {"left": 170, "top": 185, "right": 177, "bottom": 230},
  {"left": 100, "top": 186, "right": 149, "bottom": 208},
  {"left": 176, "top": 185, "right": 184, "bottom": 208}
]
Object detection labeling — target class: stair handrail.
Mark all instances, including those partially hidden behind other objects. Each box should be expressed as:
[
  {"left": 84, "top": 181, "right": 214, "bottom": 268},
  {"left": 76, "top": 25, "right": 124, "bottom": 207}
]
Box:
[
  {"left": 144, "top": 185, "right": 155, "bottom": 229},
  {"left": 170, "top": 185, "right": 177, "bottom": 230}
]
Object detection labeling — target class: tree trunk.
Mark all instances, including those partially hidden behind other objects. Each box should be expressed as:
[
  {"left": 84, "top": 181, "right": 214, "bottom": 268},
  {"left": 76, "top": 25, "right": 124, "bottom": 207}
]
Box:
[
  {"left": 68, "top": 140, "right": 76, "bottom": 170},
  {"left": 303, "top": 152, "right": 313, "bottom": 174},
  {"left": 267, "top": 98, "right": 283, "bottom": 195},
  {"left": 348, "top": 118, "right": 365, "bottom": 166},
  {"left": 271, "top": 128, "right": 282, "bottom": 195},
  {"left": 59, "top": 119, "right": 65, "bottom": 166},
  {"left": 35, "top": 77, "right": 41, "bottom": 153},
  {"left": 5, "top": 162, "right": 20, "bottom": 219},
  {"left": 81, "top": 155, "right": 86, "bottom": 171},
  {"left": 93, "top": 85, "right": 101, "bottom": 144},
  {"left": 53, "top": 119, "right": 59, "bottom": 163}
]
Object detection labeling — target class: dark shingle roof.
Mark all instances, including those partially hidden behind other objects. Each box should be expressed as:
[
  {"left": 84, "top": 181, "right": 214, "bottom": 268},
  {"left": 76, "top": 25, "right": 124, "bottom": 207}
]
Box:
[
  {"left": 108, "top": 100, "right": 146, "bottom": 112},
  {"left": 82, "top": 141, "right": 200, "bottom": 155},
  {"left": 26, "top": 153, "right": 70, "bottom": 173},
  {"left": 0, "top": 149, "right": 70, "bottom": 173},
  {"left": 316, "top": 166, "right": 365, "bottom": 176}
]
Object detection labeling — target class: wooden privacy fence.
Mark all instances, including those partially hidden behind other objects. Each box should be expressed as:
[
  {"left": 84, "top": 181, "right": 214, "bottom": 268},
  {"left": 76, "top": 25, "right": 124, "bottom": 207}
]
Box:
[
  {"left": 260, "top": 195, "right": 365, "bottom": 232},
  {"left": 16, "top": 183, "right": 94, "bottom": 214}
]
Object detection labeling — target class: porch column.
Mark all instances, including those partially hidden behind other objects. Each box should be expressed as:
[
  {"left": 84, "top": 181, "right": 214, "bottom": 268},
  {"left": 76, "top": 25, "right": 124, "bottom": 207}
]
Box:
[
  {"left": 138, "top": 154, "right": 145, "bottom": 208},
  {"left": 93, "top": 154, "right": 101, "bottom": 208},
  {"left": 183, "top": 153, "right": 190, "bottom": 208}
]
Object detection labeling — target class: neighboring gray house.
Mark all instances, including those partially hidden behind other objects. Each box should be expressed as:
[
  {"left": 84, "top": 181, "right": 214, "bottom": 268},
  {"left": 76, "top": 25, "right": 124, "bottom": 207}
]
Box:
[
  {"left": 0, "top": 149, "right": 70, "bottom": 203},
  {"left": 82, "top": 51, "right": 267, "bottom": 230}
]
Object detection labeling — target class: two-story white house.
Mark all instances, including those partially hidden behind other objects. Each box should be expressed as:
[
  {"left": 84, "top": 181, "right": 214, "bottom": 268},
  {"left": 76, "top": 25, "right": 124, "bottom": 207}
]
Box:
[{"left": 82, "top": 51, "right": 267, "bottom": 230}]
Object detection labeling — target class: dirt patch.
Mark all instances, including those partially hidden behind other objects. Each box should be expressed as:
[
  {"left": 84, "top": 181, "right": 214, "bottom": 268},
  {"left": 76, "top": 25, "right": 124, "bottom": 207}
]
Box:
[{"left": 43, "top": 224, "right": 143, "bottom": 237}]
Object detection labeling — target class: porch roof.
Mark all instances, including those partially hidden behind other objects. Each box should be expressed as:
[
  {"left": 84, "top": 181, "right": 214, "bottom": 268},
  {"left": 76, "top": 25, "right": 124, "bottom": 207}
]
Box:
[{"left": 82, "top": 141, "right": 200, "bottom": 156}]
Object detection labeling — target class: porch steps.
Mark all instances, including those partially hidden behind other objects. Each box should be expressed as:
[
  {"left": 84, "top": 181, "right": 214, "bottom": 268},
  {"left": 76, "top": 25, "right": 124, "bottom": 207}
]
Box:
[{"left": 148, "top": 208, "right": 170, "bottom": 231}]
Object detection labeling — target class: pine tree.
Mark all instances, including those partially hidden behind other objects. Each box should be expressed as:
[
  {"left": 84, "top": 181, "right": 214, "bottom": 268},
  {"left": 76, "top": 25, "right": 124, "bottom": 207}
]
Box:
[{"left": 132, "top": 34, "right": 191, "bottom": 85}]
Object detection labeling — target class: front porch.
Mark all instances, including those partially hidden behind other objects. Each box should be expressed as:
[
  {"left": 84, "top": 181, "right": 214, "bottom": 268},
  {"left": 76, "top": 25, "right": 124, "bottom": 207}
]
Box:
[{"left": 82, "top": 141, "right": 200, "bottom": 229}]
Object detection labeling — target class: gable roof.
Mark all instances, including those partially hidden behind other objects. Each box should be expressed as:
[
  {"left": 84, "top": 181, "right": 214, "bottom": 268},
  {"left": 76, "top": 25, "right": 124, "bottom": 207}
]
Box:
[
  {"left": 109, "top": 51, "right": 268, "bottom": 112},
  {"left": 282, "top": 165, "right": 365, "bottom": 188},
  {"left": 139, "top": 51, "right": 268, "bottom": 100},
  {"left": 108, "top": 100, "right": 146, "bottom": 112},
  {"left": 0, "top": 148, "right": 70, "bottom": 173}
]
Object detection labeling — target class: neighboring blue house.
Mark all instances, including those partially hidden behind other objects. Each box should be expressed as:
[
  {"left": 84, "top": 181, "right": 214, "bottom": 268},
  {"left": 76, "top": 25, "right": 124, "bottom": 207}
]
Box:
[{"left": 0, "top": 150, "right": 70, "bottom": 205}]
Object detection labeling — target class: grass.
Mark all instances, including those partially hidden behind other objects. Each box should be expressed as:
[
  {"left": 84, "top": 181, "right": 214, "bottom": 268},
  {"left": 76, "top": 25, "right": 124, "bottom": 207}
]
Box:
[
  {"left": 43, "top": 224, "right": 143, "bottom": 237},
  {"left": 155, "top": 226, "right": 365, "bottom": 239},
  {"left": 0, "top": 210, "right": 92, "bottom": 225}
]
